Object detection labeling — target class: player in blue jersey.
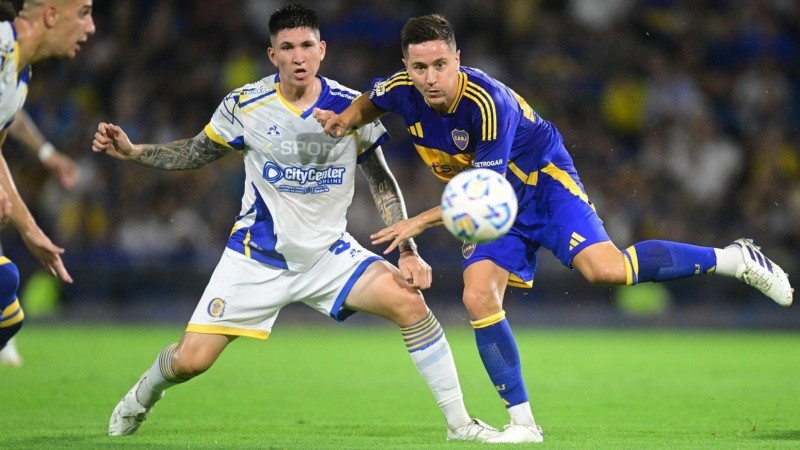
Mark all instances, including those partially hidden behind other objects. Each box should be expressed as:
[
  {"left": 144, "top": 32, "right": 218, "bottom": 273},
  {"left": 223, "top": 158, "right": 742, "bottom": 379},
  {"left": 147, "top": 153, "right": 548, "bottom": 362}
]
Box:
[
  {"left": 96, "top": 5, "right": 497, "bottom": 442},
  {"left": 0, "top": 0, "right": 94, "bottom": 361},
  {"left": 314, "top": 13, "right": 794, "bottom": 444}
]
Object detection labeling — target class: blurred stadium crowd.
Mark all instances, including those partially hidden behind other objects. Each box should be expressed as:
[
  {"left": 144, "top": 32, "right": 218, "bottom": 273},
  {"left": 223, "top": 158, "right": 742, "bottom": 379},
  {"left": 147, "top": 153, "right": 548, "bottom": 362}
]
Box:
[{"left": 3, "top": 0, "right": 798, "bottom": 316}]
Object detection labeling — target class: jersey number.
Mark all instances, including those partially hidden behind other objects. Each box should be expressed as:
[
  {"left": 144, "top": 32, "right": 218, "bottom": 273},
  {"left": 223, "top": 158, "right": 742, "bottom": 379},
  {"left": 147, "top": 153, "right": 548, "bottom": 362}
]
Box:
[{"left": 329, "top": 240, "right": 351, "bottom": 255}]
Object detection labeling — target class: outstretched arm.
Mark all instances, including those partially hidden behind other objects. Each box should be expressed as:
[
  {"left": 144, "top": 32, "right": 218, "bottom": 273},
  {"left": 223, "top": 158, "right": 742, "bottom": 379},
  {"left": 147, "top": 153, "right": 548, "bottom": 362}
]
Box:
[
  {"left": 8, "top": 109, "right": 80, "bottom": 189},
  {"left": 371, "top": 206, "right": 443, "bottom": 254},
  {"left": 92, "top": 122, "right": 230, "bottom": 170},
  {"left": 360, "top": 148, "right": 431, "bottom": 289},
  {"left": 0, "top": 130, "right": 72, "bottom": 283},
  {"left": 313, "top": 94, "right": 385, "bottom": 138}
]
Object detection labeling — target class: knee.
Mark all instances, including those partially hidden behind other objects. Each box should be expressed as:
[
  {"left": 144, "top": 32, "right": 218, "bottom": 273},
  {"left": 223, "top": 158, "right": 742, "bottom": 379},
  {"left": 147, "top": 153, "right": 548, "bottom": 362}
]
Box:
[
  {"left": 0, "top": 260, "right": 20, "bottom": 303},
  {"left": 391, "top": 290, "right": 429, "bottom": 327},
  {"left": 462, "top": 286, "right": 503, "bottom": 319}
]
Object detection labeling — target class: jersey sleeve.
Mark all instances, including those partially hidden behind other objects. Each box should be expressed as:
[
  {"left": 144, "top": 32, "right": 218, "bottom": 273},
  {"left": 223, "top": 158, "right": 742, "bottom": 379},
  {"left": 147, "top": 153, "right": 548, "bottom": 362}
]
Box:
[
  {"left": 367, "top": 71, "right": 411, "bottom": 115},
  {"left": 204, "top": 89, "right": 246, "bottom": 150},
  {"left": 355, "top": 119, "right": 390, "bottom": 164}
]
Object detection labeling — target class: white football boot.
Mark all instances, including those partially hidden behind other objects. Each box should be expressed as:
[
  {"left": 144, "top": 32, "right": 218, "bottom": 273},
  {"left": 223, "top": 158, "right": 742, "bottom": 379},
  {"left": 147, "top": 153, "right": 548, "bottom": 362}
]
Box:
[
  {"left": 447, "top": 418, "right": 501, "bottom": 442},
  {"left": 730, "top": 239, "right": 793, "bottom": 306},
  {"left": 0, "top": 337, "right": 23, "bottom": 367},
  {"left": 486, "top": 423, "right": 544, "bottom": 444},
  {"left": 108, "top": 378, "right": 161, "bottom": 436}
]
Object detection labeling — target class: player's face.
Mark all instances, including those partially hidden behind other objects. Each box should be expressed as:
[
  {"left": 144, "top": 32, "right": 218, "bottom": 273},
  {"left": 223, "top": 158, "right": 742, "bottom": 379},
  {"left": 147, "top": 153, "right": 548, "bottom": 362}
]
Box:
[
  {"left": 403, "top": 40, "right": 460, "bottom": 113},
  {"left": 268, "top": 28, "right": 326, "bottom": 89},
  {"left": 50, "top": 0, "right": 95, "bottom": 58}
]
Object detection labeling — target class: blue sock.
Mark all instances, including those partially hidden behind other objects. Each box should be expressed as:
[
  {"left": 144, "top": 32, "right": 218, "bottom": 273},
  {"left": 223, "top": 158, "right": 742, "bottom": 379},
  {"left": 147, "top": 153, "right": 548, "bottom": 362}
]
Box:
[
  {"left": 472, "top": 311, "right": 529, "bottom": 408},
  {"left": 622, "top": 240, "right": 717, "bottom": 284},
  {"left": 0, "top": 258, "right": 22, "bottom": 349}
]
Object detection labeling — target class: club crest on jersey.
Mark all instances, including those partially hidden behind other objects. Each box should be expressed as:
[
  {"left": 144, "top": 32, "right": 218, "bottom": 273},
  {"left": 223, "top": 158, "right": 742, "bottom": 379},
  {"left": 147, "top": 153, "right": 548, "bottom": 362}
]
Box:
[
  {"left": 451, "top": 129, "right": 469, "bottom": 150},
  {"left": 462, "top": 241, "right": 476, "bottom": 259},
  {"left": 207, "top": 298, "right": 226, "bottom": 318}
]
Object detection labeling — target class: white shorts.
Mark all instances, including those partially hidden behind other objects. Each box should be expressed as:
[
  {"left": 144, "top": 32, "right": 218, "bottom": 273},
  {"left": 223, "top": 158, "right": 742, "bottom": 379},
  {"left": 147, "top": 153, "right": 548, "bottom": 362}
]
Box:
[{"left": 187, "top": 232, "right": 382, "bottom": 340}]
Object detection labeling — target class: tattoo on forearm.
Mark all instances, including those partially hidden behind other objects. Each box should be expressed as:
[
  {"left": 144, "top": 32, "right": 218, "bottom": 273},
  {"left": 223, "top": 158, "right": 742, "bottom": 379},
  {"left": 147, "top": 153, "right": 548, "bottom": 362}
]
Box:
[
  {"left": 361, "top": 155, "right": 404, "bottom": 225},
  {"left": 361, "top": 154, "right": 416, "bottom": 252},
  {"left": 134, "top": 132, "right": 229, "bottom": 170}
]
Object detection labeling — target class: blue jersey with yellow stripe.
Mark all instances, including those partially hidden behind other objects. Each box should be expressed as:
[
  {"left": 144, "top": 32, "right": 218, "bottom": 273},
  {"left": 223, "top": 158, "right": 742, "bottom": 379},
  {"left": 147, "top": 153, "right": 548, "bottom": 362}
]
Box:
[
  {"left": 369, "top": 66, "right": 560, "bottom": 190},
  {"left": 369, "top": 66, "right": 609, "bottom": 287}
]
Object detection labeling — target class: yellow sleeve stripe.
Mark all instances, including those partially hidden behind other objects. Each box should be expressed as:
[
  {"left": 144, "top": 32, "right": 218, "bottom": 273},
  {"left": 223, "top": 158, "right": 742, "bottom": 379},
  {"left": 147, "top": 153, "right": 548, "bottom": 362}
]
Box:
[
  {"left": 204, "top": 124, "right": 234, "bottom": 149},
  {"left": 464, "top": 82, "right": 497, "bottom": 140},
  {"left": 384, "top": 72, "right": 413, "bottom": 92},
  {"left": 470, "top": 310, "right": 506, "bottom": 329},
  {"left": 512, "top": 90, "right": 536, "bottom": 122},
  {"left": 0, "top": 256, "right": 10, "bottom": 265}
]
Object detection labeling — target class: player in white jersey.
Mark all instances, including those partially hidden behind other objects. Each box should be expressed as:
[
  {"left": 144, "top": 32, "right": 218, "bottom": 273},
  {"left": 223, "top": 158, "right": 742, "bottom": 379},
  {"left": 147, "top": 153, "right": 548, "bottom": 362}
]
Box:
[
  {"left": 95, "top": 4, "right": 498, "bottom": 443},
  {"left": 0, "top": 0, "right": 94, "bottom": 358}
]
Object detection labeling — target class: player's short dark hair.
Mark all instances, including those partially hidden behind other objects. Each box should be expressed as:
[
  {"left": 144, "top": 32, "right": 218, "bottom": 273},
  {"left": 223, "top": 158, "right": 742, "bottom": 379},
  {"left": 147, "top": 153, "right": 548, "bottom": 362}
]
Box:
[
  {"left": 401, "top": 14, "right": 456, "bottom": 56},
  {"left": 0, "top": 0, "right": 22, "bottom": 22},
  {"left": 268, "top": 3, "right": 319, "bottom": 37}
]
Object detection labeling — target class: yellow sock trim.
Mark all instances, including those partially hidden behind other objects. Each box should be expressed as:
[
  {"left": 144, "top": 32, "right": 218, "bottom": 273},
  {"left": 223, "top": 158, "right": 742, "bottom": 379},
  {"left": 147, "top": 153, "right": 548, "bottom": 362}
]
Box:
[
  {"left": 0, "top": 299, "right": 24, "bottom": 327},
  {"left": 470, "top": 310, "right": 506, "bottom": 329}
]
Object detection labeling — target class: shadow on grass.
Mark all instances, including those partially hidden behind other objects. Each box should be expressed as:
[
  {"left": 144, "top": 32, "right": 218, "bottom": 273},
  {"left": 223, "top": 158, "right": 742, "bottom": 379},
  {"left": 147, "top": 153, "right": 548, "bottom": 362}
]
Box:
[{"left": 754, "top": 430, "right": 800, "bottom": 441}]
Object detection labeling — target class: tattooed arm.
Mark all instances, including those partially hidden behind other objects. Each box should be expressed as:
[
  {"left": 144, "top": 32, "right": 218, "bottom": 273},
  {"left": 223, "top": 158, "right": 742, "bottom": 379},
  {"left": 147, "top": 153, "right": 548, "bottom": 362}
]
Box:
[
  {"left": 360, "top": 147, "right": 432, "bottom": 289},
  {"left": 91, "top": 123, "right": 230, "bottom": 170},
  {"left": 359, "top": 148, "right": 416, "bottom": 253}
]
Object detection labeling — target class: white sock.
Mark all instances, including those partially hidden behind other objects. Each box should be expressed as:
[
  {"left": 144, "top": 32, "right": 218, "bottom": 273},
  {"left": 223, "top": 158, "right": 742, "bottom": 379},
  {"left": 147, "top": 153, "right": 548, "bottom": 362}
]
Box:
[
  {"left": 402, "top": 312, "right": 472, "bottom": 430},
  {"left": 714, "top": 246, "right": 744, "bottom": 277},
  {"left": 135, "top": 343, "right": 186, "bottom": 407},
  {"left": 508, "top": 401, "right": 536, "bottom": 427}
]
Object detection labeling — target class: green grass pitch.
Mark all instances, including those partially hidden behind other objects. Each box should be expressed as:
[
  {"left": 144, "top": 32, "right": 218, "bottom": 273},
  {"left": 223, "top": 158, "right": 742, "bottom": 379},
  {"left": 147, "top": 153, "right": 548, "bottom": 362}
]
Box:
[{"left": 2, "top": 322, "right": 798, "bottom": 449}]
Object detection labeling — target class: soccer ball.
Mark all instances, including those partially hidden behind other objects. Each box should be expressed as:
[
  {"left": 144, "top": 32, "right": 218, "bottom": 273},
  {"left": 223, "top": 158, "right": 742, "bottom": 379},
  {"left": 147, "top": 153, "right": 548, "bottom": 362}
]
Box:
[{"left": 441, "top": 168, "right": 518, "bottom": 243}]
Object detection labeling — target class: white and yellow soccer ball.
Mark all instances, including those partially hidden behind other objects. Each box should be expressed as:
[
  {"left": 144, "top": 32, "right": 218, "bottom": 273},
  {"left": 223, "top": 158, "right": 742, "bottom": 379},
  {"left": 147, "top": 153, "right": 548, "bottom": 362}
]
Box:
[{"left": 441, "top": 168, "right": 518, "bottom": 243}]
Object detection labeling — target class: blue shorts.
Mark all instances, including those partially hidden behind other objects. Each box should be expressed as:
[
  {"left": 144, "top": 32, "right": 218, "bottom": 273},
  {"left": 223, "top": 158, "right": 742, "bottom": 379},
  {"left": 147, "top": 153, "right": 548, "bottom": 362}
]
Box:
[{"left": 463, "top": 147, "right": 610, "bottom": 288}]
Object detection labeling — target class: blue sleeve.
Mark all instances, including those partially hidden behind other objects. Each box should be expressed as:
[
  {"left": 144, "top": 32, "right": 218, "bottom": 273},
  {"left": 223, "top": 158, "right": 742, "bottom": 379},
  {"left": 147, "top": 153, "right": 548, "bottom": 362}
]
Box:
[{"left": 368, "top": 71, "right": 411, "bottom": 115}]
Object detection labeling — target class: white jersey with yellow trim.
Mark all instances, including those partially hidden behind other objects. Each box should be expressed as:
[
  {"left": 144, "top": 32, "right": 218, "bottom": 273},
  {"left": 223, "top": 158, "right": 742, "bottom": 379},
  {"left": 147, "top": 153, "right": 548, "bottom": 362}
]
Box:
[
  {"left": 0, "top": 21, "right": 29, "bottom": 130},
  {"left": 205, "top": 74, "right": 388, "bottom": 272}
]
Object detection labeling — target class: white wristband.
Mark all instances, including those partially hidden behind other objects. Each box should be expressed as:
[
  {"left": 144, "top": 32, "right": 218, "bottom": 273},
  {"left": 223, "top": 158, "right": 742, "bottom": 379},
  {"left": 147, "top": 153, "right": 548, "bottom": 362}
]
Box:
[{"left": 38, "top": 142, "right": 55, "bottom": 162}]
